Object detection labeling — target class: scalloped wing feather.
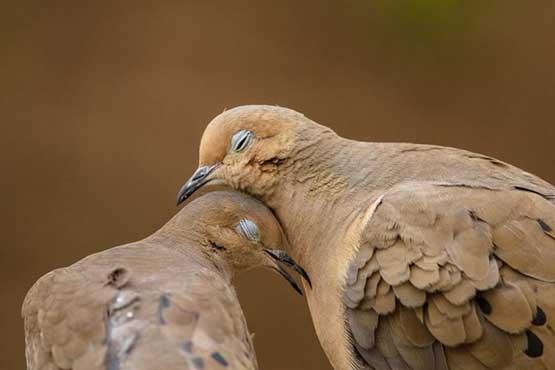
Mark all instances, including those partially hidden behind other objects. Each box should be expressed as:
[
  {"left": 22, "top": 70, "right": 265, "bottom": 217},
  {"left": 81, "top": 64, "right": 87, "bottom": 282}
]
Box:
[
  {"left": 23, "top": 251, "right": 258, "bottom": 370},
  {"left": 343, "top": 183, "right": 555, "bottom": 369}
]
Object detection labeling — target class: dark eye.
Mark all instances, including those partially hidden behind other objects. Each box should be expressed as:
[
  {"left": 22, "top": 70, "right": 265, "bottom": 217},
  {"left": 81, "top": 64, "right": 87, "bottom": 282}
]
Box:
[
  {"left": 230, "top": 130, "right": 254, "bottom": 153},
  {"left": 236, "top": 219, "right": 260, "bottom": 241}
]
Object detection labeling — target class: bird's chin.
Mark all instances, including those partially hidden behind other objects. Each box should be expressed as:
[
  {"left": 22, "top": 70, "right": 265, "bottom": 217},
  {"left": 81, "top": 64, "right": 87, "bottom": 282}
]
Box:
[
  {"left": 203, "top": 178, "right": 227, "bottom": 188},
  {"left": 194, "top": 179, "right": 235, "bottom": 196}
]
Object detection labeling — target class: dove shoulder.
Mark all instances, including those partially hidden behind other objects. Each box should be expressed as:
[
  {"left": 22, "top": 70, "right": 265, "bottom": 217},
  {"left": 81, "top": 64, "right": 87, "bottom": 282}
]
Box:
[{"left": 331, "top": 141, "right": 554, "bottom": 196}]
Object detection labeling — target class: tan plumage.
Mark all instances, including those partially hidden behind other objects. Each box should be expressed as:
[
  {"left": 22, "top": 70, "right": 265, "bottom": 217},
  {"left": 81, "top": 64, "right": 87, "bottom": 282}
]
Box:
[
  {"left": 22, "top": 191, "right": 295, "bottom": 370},
  {"left": 177, "top": 105, "right": 555, "bottom": 370}
]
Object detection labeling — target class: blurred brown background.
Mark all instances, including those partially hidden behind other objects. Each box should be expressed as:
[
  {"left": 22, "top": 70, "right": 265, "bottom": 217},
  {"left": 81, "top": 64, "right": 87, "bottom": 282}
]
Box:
[{"left": 2, "top": 1, "right": 555, "bottom": 369}]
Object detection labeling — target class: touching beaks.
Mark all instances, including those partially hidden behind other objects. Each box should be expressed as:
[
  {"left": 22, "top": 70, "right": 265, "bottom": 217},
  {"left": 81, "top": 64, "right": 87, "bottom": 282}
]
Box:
[
  {"left": 176, "top": 163, "right": 221, "bottom": 205},
  {"left": 264, "top": 249, "right": 312, "bottom": 295}
]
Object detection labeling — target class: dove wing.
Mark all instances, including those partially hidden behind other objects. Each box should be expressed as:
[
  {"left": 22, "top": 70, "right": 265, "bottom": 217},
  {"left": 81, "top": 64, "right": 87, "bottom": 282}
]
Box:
[
  {"left": 22, "top": 247, "right": 257, "bottom": 370},
  {"left": 343, "top": 181, "right": 555, "bottom": 370}
]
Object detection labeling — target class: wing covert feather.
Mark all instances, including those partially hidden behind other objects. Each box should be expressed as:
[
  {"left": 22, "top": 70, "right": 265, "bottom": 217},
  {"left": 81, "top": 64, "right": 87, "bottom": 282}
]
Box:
[
  {"left": 23, "top": 255, "right": 257, "bottom": 370},
  {"left": 343, "top": 182, "right": 555, "bottom": 369}
]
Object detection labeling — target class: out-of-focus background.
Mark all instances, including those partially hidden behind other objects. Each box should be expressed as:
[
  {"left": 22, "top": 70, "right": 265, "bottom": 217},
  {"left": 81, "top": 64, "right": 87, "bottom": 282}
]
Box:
[{"left": 3, "top": 1, "right": 555, "bottom": 369}]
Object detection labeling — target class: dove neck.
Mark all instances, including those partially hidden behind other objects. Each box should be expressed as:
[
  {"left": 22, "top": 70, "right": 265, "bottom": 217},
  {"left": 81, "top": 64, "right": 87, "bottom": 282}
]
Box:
[
  {"left": 263, "top": 134, "right": 382, "bottom": 268},
  {"left": 153, "top": 218, "right": 234, "bottom": 280}
]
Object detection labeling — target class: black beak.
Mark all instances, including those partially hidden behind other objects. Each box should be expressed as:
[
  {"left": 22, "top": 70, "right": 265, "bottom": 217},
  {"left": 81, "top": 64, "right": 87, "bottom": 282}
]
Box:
[
  {"left": 176, "top": 164, "right": 220, "bottom": 205},
  {"left": 265, "top": 249, "right": 312, "bottom": 291}
]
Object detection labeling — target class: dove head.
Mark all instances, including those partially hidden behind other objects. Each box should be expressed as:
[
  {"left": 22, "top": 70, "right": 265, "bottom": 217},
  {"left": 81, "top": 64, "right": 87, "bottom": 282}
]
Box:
[
  {"left": 176, "top": 105, "right": 332, "bottom": 204},
  {"left": 165, "top": 191, "right": 310, "bottom": 294}
]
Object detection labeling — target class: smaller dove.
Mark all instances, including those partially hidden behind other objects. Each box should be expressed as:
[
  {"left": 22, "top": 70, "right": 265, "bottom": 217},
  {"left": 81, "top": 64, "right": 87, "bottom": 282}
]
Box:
[{"left": 22, "top": 191, "right": 309, "bottom": 370}]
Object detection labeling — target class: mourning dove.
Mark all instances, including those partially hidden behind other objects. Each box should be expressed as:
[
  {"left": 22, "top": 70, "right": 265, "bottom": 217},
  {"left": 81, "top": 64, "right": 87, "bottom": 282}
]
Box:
[
  {"left": 22, "top": 190, "right": 308, "bottom": 370},
  {"left": 177, "top": 105, "right": 555, "bottom": 370}
]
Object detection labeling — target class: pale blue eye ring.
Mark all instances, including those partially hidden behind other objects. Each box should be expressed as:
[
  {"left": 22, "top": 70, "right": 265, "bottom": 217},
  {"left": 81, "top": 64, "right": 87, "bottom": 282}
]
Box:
[
  {"left": 230, "top": 129, "right": 254, "bottom": 153},
  {"left": 236, "top": 219, "right": 260, "bottom": 241}
]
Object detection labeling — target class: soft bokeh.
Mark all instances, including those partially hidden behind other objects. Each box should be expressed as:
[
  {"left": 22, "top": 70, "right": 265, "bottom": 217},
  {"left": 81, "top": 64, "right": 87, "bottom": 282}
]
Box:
[{"left": 3, "top": 1, "right": 554, "bottom": 369}]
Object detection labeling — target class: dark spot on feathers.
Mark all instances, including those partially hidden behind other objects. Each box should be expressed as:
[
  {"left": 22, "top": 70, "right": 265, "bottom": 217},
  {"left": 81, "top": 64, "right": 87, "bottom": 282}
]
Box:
[
  {"left": 400, "top": 146, "right": 444, "bottom": 154},
  {"left": 157, "top": 294, "right": 170, "bottom": 325},
  {"left": 209, "top": 241, "right": 226, "bottom": 251},
  {"left": 192, "top": 357, "right": 205, "bottom": 369},
  {"left": 476, "top": 296, "right": 492, "bottom": 315},
  {"left": 514, "top": 186, "right": 553, "bottom": 200},
  {"left": 524, "top": 330, "right": 543, "bottom": 358},
  {"left": 468, "top": 210, "right": 487, "bottom": 223},
  {"left": 537, "top": 219, "right": 552, "bottom": 233},
  {"left": 181, "top": 341, "right": 193, "bottom": 353},
  {"left": 259, "top": 156, "right": 287, "bottom": 171},
  {"left": 107, "top": 268, "right": 130, "bottom": 288},
  {"left": 488, "top": 159, "right": 508, "bottom": 167},
  {"left": 261, "top": 156, "right": 286, "bottom": 166},
  {"left": 532, "top": 306, "right": 547, "bottom": 326},
  {"left": 211, "top": 352, "right": 228, "bottom": 367}
]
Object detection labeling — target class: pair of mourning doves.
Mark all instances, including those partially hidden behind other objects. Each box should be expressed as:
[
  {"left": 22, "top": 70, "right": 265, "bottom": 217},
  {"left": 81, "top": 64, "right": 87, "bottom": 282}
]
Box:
[
  {"left": 177, "top": 105, "right": 555, "bottom": 370},
  {"left": 22, "top": 191, "right": 308, "bottom": 370}
]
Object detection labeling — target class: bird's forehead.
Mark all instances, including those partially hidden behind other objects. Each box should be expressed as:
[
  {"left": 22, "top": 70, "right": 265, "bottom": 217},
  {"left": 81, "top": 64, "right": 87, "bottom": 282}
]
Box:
[
  {"left": 190, "top": 191, "right": 279, "bottom": 229},
  {"left": 198, "top": 106, "right": 299, "bottom": 165},
  {"left": 198, "top": 121, "right": 233, "bottom": 165}
]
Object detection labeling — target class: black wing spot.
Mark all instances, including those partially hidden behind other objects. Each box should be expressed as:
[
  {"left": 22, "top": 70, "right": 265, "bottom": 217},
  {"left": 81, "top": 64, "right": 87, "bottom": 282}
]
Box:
[
  {"left": 157, "top": 294, "right": 171, "bottom": 325},
  {"left": 107, "top": 268, "right": 130, "bottom": 288},
  {"left": 537, "top": 219, "right": 553, "bottom": 233},
  {"left": 181, "top": 341, "right": 193, "bottom": 354},
  {"left": 524, "top": 330, "right": 543, "bottom": 358},
  {"left": 476, "top": 296, "right": 492, "bottom": 315},
  {"left": 211, "top": 352, "right": 229, "bottom": 367},
  {"left": 192, "top": 357, "right": 205, "bottom": 369},
  {"left": 514, "top": 186, "right": 553, "bottom": 200},
  {"left": 532, "top": 306, "right": 547, "bottom": 326},
  {"left": 468, "top": 210, "right": 487, "bottom": 223}
]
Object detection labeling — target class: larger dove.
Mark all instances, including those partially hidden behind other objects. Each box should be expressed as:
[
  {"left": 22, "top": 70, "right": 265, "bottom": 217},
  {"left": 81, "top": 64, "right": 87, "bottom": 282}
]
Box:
[{"left": 177, "top": 105, "right": 555, "bottom": 370}]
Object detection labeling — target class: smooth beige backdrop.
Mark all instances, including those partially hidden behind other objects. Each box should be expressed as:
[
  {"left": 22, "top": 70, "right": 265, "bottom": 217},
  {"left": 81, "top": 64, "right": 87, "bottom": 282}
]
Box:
[{"left": 3, "top": 1, "right": 555, "bottom": 369}]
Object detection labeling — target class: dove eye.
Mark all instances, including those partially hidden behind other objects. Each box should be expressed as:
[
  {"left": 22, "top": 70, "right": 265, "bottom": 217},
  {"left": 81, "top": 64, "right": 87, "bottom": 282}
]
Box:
[
  {"left": 236, "top": 219, "right": 260, "bottom": 242},
  {"left": 230, "top": 130, "right": 254, "bottom": 153}
]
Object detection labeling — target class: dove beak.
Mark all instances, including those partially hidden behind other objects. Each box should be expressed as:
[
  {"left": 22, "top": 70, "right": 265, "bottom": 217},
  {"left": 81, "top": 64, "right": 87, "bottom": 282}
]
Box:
[
  {"left": 176, "top": 163, "right": 221, "bottom": 205},
  {"left": 264, "top": 249, "right": 312, "bottom": 295}
]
